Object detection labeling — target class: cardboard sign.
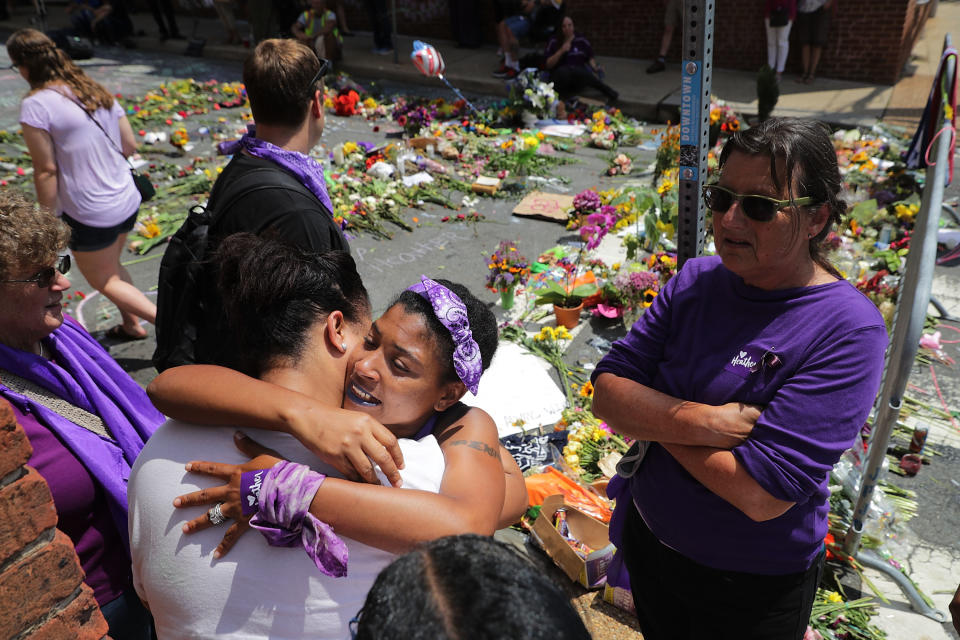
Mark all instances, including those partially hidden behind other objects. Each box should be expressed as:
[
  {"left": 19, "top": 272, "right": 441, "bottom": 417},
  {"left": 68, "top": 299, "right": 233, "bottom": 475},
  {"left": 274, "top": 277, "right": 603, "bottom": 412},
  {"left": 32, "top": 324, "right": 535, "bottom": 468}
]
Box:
[{"left": 512, "top": 191, "right": 575, "bottom": 223}]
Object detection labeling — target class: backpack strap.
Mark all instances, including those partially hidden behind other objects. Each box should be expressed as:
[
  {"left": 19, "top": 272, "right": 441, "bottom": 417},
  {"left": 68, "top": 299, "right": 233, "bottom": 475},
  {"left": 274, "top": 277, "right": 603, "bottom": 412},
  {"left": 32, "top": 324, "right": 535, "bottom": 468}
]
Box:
[{"left": 205, "top": 162, "right": 329, "bottom": 227}]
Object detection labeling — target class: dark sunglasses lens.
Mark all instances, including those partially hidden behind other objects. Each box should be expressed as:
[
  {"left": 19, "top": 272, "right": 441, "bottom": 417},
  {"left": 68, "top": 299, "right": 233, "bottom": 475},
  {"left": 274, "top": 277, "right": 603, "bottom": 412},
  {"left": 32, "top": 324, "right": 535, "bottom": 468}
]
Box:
[
  {"left": 36, "top": 267, "right": 57, "bottom": 288},
  {"left": 704, "top": 187, "right": 733, "bottom": 212},
  {"left": 741, "top": 196, "right": 777, "bottom": 222}
]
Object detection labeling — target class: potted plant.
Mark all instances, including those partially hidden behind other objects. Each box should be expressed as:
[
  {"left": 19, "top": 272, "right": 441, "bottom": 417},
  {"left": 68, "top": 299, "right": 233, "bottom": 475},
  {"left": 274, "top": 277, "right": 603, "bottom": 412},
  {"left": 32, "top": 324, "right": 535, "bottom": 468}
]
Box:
[
  {"left": 534, "top": 279, "right": 598, "bottom": 328},
  {"left": 486, "top": 240, "right": 530, "bottom": 311}
]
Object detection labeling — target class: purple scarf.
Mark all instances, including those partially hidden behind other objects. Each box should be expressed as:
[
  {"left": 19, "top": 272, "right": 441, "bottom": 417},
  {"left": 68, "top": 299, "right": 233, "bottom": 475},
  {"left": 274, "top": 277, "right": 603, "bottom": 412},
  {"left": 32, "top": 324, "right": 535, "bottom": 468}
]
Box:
[
  {"left": 218, "top": 133, "right": 336, "bottom": 216},
  {"left": 0, "top": 316, "right": 164, "bottom": 551}
]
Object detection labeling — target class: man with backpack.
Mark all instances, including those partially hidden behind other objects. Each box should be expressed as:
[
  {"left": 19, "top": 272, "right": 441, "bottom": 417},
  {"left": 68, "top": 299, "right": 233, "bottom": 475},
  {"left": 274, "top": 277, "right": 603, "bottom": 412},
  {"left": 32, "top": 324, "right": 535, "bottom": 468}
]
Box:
[{"left": 154, "top": 39, "right": 347, "bottom": 373}]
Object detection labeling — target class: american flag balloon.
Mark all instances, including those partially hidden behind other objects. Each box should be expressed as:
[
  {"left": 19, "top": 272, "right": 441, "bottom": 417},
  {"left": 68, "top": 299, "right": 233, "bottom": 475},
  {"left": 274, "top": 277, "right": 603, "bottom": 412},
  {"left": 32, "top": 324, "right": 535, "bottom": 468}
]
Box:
[{"left": 411, "top": 40, "right": 445, "bottom": 77}]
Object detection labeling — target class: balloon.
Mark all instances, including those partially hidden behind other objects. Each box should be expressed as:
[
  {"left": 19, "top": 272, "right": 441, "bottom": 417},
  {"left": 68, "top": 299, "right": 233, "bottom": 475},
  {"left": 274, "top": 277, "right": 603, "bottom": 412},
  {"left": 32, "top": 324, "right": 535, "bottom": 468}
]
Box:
[{"left": 411, "top": 40, "right": 445, "bottom": 78}]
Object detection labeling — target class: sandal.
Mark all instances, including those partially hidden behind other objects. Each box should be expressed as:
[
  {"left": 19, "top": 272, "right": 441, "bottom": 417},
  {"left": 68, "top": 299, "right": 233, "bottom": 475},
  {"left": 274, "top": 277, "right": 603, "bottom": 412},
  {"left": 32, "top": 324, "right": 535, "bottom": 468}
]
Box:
[{"left": 105, "top": 324, "right": 148, "bottom": 341}]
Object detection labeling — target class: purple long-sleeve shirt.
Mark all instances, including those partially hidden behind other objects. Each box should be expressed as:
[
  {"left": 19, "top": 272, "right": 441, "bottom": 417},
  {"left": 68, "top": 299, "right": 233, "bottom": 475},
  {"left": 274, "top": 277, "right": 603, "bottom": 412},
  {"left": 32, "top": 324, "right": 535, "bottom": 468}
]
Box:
[{"left": 593, "top": 256, "right": 887, "bottom": 574}]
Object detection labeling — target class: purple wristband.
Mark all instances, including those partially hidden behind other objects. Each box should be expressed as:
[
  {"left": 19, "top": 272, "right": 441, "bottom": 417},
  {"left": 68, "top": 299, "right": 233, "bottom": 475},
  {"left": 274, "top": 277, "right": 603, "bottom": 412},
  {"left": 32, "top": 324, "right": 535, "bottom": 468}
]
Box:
[
  {"left": 249, "top": 460, "right": 349, "bottom": 577},
  {"left": 240, "top": 468, "right": 268, "bottom": 516}
]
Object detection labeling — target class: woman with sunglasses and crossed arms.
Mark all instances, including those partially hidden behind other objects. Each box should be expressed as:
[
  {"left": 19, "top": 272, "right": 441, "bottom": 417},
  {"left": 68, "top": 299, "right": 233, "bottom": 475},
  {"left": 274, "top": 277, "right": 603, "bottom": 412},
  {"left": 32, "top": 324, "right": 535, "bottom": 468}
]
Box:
[
  {"left": 0, "top": 191, "right": 163, "bottom": 639},
  {"left": 590, "top": 118, "right": 888, "bottom": 640}
]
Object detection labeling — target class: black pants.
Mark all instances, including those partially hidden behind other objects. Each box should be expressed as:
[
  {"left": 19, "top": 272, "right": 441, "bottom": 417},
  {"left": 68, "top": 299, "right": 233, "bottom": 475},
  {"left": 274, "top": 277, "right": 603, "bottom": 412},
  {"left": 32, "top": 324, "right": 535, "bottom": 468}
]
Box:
[
  {"left": 621, "top": 504, "right": 824, "bottom": 640},
  {"left": 550, "top": 66, "right": 617, "bottom": 101},
  {"left": 365, "top": 0, "right": 392, "bottom": 49},
  {"left": 146, "top": 0, "right": 180, "bottom": 37}
]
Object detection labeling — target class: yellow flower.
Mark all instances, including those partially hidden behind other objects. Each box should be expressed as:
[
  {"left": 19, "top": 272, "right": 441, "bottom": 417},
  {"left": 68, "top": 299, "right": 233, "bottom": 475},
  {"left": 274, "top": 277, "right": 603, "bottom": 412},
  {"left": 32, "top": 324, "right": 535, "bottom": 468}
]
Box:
[
  {"left": 579, "top": 381, "right": 594, "bottom": 397},
  {"left": 362, "top": 97, "right": 378, "bottom": 109},
  {"left": 564, "top": 453, "right": 580, "bottom": 467},
  {"left": 342, "top": 141, "right": 359, "bottom": 155},
  {"left": 656, "top": 220, "right": 675, "bottom": 237},
  {"left": 555, "top": 326, "right": 572, "bottom": 340},
  {"left": 710, "top": 108, "right": 721, "bottom": 124},
  {"left": 894, "top": 203, "right": 918, "bottom": 221},
  {"left": 141, "top": 221, "right": 161, "bottom": 239},
  {"left": 592, "top": 110, "right": 606, "bottom": 122},
  {"left": 826, "top": 591, "right": 843, "bottom": 603},
  {"left": 591, "top": 121, "right": 606, "bottom": 134},
  {"left": 851, "top": 150, "right": 870, "bottom": 163},
  {"left": 523, "top": 135, "right": 540, "bottom": 149},
  {"left": 657, "top": 179, "right": 675, "bottom": 195}
]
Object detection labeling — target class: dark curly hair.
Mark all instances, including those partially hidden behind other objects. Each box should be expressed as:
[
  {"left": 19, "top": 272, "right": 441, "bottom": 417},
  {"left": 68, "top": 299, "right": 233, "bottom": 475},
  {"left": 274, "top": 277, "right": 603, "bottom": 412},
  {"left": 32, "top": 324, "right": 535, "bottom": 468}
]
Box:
[
  {"left": 719, "top": 117, "right": 845, "bottom": 278},
  {"left": 356, "top": 534, "right": 591, "bottom": 640},
  {"left": 390, "top": 279, "right": 498, "bottom": 388},
  {"left": 215, "top": 233, "right": 370, "bottom": 377}
]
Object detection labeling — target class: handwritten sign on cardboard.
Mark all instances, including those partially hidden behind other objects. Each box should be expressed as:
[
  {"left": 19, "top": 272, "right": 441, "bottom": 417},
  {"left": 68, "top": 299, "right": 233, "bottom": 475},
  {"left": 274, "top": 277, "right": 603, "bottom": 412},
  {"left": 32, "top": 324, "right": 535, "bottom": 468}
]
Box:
[{"left": 512, "top": 191, "right": 574, "bottom": 223}]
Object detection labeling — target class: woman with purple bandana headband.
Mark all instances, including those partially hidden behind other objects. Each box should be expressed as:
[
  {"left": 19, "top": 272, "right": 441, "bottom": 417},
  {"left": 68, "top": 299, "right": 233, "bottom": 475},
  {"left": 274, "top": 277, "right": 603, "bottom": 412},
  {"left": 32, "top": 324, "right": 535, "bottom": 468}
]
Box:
[
  {"left": 133, "top": 236, "right": 525, "bottom": 638},
  {"left": 146, "top": 259, "right": 526, "bottom": 548}
]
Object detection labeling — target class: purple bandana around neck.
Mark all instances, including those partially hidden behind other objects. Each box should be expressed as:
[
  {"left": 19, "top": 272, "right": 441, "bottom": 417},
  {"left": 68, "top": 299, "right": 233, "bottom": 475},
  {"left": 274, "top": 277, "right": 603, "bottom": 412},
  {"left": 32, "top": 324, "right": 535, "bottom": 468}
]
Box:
[
  {"left": 218, "top": 132, "right": 335, "bottom": 217},
  {"left": 249, "top": 460, "right": 349, "bottom": 577},
  {"left": 406, "top": 276, "right": 482, "bottom": 395}
]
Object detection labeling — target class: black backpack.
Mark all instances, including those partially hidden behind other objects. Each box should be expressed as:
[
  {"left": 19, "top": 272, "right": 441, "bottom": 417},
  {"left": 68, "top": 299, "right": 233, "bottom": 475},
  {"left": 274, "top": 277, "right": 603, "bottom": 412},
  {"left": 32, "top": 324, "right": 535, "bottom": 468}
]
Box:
[{"left": 152, "top": 167, "right": 296, "bottom": 372}]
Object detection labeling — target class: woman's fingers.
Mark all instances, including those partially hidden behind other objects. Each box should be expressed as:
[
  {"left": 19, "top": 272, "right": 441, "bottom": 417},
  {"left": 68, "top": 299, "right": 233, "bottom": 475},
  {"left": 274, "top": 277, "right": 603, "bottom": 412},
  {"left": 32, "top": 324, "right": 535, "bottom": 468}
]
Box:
[
  {"left": 213, "top": 519, "right": 251, "bottom": 559},
  {"left": 345, "top": 447, "right": 379, "bottom": 485},
  {"left": 365, "top": 435, "right": 403, "bottom": 488},
  {"left": 174, "top": 485, "right": 230, "bottom": 509},
  {"left": 373, "top": 422, "right": 404, "bottom": 471},
  {"left": 233, "top": 431, "right": 282, "bottom": 459},
  {"left": 184, "top": 460, "right": 237, "bottom": 479}
]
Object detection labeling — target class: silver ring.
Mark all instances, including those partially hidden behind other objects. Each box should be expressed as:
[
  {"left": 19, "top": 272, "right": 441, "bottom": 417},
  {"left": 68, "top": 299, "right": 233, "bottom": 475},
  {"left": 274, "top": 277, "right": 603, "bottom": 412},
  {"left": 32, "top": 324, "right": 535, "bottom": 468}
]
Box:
[{"left": 207, "top": 503, "right": 227, "bottom": 526}]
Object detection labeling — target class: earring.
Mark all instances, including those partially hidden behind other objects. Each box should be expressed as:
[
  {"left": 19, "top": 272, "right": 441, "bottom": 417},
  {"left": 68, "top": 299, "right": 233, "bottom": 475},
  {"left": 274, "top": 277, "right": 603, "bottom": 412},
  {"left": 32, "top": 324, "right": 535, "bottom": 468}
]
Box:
[{"left": 341, "top": 342, "right": 347, "bottom": 351}]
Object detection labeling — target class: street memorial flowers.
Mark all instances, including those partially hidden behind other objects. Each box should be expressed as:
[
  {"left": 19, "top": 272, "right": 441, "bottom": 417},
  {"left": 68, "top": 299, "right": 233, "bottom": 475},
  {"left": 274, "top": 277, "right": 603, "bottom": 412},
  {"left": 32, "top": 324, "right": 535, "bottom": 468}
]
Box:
[{"left": 486, "top": 240, "right": 531, "bottom": 309}]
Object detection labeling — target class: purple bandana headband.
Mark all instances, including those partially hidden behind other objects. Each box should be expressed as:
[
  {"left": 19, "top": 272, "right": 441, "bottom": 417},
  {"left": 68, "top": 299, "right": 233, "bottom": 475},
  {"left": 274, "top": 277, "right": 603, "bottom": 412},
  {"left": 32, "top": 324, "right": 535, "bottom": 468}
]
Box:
[{"left": 406, "top": 276, "right": 482, "bottom": 395}]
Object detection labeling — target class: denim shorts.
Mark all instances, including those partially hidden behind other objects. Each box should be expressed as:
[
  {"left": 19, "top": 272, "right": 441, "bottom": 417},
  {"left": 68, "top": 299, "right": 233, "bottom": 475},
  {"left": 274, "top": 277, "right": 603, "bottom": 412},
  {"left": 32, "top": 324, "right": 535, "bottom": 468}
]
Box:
[
  {"left": 505, "top": 14, "right": 531, "bottom": 39},
  {"left": 61, "top": 211, "right": 138, "bottom": 252}
]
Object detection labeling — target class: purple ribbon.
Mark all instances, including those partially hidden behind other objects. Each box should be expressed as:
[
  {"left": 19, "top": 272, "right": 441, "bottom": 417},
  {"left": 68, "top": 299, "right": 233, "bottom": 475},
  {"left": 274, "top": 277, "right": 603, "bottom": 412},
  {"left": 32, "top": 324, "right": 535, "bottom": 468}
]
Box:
[
  {"left": 406, "top": 276, "right": 483, "bottom": 395},
  {"left": 249, "top": 461, "right": 349, "bottom": 577},
  {"left": 217, "top": 130, "right": 336, "bottom": 217}
]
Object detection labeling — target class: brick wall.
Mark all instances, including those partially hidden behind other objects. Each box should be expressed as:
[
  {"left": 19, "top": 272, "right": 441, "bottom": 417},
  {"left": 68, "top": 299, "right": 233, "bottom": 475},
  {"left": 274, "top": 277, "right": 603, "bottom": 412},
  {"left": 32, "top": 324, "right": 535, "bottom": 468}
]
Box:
[
  {"left": 0, "top": 400, "right": 110, "bottom": 640},
  {"left": 340, "top": 0, "right": 931, "bottom": 85}
]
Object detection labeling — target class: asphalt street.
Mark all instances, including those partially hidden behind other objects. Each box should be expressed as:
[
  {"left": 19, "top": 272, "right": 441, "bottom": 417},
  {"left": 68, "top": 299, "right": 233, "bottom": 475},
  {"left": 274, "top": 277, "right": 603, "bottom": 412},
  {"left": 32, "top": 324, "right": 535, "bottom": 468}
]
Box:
[{"left": 3, "top": 37, "right": 959, "bottom": 637}]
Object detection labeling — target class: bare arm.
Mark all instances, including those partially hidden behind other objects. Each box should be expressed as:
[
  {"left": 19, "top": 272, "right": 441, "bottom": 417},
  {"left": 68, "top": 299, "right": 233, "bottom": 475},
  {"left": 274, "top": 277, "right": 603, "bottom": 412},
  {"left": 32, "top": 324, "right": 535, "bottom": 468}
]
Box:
[
  {"left": 545, "top": 39, "right": 570, "bottom": 69},
  {"left": 21, "top": 123, "right": 58, "bottom": 210},
  {"left": 498, "top": 445, "right": 528, "bottom": 526},
  {"left": 180, "top": 410, "right": 506, "bottom": 554},
  {"left": 592, "top": 372, "right": 759, "bottom": 448},
  {"left": 118, "top": 113, "right": 137, "bottom": 157},
  {"left": 291, "top": 20, "right": 309, "bottom": 41},
  {"left": 147, "top": 365, "right": 404, "bottom": 486},
  {"left": 660, "top": 443, "right": 795, "bottom": 521}
]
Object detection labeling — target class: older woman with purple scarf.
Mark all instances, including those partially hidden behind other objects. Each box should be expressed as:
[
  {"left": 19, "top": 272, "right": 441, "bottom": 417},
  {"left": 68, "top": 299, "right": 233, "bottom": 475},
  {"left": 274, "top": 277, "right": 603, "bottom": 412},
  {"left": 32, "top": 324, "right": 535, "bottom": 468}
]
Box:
[{"left": 0, "top": 191, "right": 164, "bottom": 639}]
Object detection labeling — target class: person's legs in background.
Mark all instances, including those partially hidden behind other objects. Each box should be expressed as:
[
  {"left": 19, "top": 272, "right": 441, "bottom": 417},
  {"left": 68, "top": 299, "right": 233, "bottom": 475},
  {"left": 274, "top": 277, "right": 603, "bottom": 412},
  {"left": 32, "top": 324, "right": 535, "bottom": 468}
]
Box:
[
  {"left": 765, "top": 18, "right": 791, "bottom": 81},
  {"left": 552, "top": 66, "right": 617, "bottom": 103},
  {"left": 71, "top": 231, "right": 156, "bottom": 338},
  {"left": 247, "top": 0, "right": 276, "bottom": 44},
  {"left": 213, "top": 0, "right": 239, "bottom": 44},
  {"left": 647, "top": 0, "right": 681, "bottom": 73},
  {"left": 146, "top": 0, "right": 182, "bottom": 40},
  {"left": 365, "top": 0, "right": 392, "bottom": 54}
]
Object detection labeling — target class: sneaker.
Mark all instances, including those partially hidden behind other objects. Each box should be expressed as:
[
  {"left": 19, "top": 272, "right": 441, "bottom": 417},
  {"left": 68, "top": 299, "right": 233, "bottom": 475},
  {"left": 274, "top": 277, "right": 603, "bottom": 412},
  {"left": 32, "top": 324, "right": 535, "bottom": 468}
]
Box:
[
  {"left": 492, "top": 66, "right": 517, "bottom": 79},
  {"left": 646, "top": 59, "right": 666, "bottom": 74}
]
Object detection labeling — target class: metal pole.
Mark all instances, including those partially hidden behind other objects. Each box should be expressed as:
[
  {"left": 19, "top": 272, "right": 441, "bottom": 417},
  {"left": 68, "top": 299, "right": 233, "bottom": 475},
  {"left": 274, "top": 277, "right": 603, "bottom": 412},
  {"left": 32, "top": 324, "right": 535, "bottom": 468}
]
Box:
[
  {"left": 842, "top": 34, "right": 953, "bottom": 623},
  {"left": 676, "top": 0, "right": 714, "bottom": 267}
]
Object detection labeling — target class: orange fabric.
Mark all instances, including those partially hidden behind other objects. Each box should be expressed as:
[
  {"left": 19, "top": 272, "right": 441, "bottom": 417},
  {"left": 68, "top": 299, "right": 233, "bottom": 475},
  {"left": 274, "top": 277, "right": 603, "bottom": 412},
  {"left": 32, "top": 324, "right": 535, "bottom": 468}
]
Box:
[{"left": 525, "top": 467, "right": 612, "bottom": 522}]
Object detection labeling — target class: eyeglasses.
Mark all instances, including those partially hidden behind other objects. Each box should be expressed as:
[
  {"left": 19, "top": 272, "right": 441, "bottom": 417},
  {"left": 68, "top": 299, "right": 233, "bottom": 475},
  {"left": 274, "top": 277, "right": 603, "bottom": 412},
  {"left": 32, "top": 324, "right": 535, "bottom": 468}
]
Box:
[
  {"left": 307, "top": 57, "right": 331, "bottom": 95},
  {"left": 1, "top": 255, "right": 71, "bottom": 288},
  {"left": 702, "top": 184, "right": 814, "bottom": 222}
]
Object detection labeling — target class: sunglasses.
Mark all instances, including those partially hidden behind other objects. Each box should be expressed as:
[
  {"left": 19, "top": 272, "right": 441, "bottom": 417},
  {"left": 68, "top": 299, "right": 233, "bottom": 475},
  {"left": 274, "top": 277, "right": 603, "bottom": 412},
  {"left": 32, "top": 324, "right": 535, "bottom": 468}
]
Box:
[
  {"left": 702, "top": 184, "right": 814, "bottom": 222},
  {"left": 1, "top": 255, "right": 71, "bottom": 288},
  {"left": 307, "top": 57, "right": 331, "bottom": 95}
]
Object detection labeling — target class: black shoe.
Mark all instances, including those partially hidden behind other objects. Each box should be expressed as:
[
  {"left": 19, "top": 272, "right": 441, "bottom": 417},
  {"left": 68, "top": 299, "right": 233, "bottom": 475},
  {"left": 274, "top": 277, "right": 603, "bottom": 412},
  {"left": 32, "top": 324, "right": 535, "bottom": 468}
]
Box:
[{"left": 646, "top": 59, "right": 666, "bottom": 74}]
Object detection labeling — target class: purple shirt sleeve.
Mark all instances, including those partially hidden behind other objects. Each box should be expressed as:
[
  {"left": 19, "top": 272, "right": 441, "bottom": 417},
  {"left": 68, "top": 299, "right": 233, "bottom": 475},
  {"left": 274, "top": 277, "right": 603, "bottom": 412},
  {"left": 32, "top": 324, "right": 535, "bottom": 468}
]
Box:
[
  {"left": 592, "top": 268, "right": 678, "bottom": 387},
  {"left": 733, "top": 325, "right": 887, "bottom": 504},
  {"left": 20, "top": 93, "right": 51, "bottom": 131}
]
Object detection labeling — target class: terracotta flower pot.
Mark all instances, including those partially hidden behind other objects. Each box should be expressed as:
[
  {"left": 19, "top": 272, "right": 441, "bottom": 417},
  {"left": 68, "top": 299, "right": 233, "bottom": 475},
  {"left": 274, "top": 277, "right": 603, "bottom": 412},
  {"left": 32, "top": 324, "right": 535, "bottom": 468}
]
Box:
[{"left": 554, "top": 302, "right": 584, "bottom": 329}]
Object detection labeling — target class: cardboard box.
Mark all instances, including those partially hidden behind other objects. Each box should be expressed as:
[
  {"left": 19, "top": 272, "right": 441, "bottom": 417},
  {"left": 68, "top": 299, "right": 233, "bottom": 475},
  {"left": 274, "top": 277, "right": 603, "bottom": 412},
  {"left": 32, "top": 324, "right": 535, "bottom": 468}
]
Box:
[{"left": 530, "top": 495, "right": 615, "bottom": 589}]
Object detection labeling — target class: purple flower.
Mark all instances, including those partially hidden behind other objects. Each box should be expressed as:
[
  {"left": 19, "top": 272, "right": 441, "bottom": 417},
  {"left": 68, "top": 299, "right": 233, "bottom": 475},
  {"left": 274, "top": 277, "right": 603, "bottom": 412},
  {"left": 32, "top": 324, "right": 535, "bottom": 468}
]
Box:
[{"left": 573, "top": 189, "right": 601, "bottom": 213}]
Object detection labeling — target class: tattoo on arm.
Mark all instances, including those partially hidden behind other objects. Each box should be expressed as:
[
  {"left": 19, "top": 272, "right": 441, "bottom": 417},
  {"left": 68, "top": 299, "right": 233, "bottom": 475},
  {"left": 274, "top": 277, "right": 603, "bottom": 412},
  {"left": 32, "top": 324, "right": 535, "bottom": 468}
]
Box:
[{"left": 449, "top": 439, "right": 499, "bottom": 458}]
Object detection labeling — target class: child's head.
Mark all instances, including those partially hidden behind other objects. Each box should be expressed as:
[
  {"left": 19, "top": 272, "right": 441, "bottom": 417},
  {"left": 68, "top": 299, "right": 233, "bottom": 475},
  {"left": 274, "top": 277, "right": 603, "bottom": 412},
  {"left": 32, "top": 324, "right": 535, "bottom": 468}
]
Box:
[
  {"left": 343, "top": 278, "right": 498, "bottom": 436},
  {"left": 310, "top": 0, "right": 327, "bottom": 11}
]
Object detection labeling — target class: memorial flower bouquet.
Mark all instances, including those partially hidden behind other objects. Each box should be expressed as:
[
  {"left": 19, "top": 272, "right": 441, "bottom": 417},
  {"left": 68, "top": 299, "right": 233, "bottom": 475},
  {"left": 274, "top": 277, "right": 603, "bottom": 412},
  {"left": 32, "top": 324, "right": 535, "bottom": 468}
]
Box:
[
  {"left": 486, "top": 240, "right": 530, "bottom": 309},
  {"left": 509, "top": 69, "right": 558, "bottom": 121}
]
